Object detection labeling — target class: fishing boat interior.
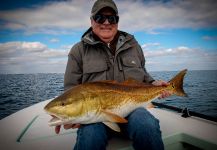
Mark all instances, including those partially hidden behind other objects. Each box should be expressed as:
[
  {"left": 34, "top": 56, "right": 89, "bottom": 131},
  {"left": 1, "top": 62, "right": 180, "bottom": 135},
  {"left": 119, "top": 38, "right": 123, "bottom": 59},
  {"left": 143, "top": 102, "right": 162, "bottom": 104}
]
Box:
[{"left": 0, "top": 99, "right": 217, "bottom": 150}]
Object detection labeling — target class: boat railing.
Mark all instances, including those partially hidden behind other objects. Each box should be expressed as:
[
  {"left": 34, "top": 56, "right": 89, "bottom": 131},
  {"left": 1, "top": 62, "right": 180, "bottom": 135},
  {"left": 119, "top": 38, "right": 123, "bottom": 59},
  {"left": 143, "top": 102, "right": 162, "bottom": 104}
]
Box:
[{"left": 151, "top": 102, "right": 217, "bottom": 123}]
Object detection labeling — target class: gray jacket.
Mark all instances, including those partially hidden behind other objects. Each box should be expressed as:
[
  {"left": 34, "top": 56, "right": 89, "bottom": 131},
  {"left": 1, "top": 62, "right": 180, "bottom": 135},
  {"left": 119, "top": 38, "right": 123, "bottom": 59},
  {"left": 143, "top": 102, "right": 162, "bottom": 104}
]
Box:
[{"left": 64, "top": 28, "right": 154, "bottom": 90}]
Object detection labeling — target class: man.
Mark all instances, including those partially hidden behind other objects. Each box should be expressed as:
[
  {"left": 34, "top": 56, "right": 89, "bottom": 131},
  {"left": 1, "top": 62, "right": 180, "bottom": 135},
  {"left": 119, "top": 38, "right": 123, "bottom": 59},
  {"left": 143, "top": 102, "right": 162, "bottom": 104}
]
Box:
[{"left": 55, "top": 0, "right": 170, "bottom": 149}]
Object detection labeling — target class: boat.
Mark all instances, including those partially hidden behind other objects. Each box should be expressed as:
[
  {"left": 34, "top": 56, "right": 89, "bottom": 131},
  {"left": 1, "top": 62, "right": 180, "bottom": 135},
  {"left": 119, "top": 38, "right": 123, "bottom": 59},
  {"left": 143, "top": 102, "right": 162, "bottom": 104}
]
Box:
[{"left": 0, "top": 98, "right": 217, "bottom": 150}]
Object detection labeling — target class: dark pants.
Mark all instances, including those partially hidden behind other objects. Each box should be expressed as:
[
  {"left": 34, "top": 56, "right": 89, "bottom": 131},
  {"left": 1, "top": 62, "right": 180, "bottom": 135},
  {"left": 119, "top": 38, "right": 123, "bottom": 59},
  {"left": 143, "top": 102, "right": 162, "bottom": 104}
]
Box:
[{"left": 73, "top": 107, "right": 164, "bottom": 150}]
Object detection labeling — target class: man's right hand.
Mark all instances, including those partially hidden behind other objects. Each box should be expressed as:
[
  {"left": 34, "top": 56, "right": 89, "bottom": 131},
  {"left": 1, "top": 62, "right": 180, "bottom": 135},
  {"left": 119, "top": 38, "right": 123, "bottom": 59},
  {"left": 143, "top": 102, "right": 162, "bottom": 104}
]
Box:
[{"left": 55, "top": 124, "right": 81, "bottom": 134}]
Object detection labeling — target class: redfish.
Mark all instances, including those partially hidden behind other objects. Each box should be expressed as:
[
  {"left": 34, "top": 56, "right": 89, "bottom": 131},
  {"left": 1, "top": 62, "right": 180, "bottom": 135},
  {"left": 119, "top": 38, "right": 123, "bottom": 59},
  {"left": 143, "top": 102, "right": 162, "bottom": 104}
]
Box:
[{"left": 44, "top": 69, "right": 187, "bottom": 132}]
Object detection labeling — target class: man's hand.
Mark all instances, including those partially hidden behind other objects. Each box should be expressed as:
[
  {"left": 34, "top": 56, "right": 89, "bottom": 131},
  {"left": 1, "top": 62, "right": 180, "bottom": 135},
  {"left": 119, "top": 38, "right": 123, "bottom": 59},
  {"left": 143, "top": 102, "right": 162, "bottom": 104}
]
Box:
[
  {"left": 55, "top": 124, "right": 81, "bottom": 134},
  {"left": 152, "top": 80, "right": 172, "bottom": 99}
]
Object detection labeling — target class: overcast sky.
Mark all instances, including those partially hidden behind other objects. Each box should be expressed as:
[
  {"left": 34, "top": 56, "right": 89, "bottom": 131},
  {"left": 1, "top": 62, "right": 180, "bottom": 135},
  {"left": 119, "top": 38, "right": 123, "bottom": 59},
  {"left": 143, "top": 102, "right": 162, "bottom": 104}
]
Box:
[{"left": 0, "top": 0, "right": 217, "bottom": 74}]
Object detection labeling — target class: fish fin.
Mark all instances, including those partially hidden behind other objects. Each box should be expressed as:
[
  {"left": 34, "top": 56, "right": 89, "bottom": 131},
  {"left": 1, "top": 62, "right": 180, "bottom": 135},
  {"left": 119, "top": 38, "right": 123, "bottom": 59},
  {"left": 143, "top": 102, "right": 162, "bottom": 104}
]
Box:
[
  {"left": 101, "top": 109, "right": 128, "bottom": 123},
  {"left": 123, "top": 78, "right": 140, "bottom": 84},
  {"left": 96, "top": 80, "right": 117, "bottom": 84},
  {"left": 121, "top": 78, "right": 150, "bottom": 86},
  {"left": 146, "top": 103, "right": 155, "bottom": 109},
  {"left": 103, "top": 122, "right": 121, "bottom": 132},
  {"left": 169, "top": 69, "right": 188, "bottom": 97}
]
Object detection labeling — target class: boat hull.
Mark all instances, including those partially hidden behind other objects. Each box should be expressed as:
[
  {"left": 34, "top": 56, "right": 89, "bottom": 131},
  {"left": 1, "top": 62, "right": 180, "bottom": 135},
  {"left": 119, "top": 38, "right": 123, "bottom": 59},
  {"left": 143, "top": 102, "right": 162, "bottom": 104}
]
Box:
[{"left": 0, "top": 99, "right": 217, "bottom": 150}]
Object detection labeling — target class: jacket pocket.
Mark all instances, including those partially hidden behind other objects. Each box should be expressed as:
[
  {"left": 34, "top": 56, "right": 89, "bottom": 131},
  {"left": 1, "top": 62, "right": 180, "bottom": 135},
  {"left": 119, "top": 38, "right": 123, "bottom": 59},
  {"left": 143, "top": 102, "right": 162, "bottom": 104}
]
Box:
[
  {"left": 82, "top": 58, "right": 108, "bottom": 83},
  {"left": 121, "top": 56, "right": 142, "bottom": 68},
  {"left": 120, "top": 56, "right": 145, "bottom": 81}
]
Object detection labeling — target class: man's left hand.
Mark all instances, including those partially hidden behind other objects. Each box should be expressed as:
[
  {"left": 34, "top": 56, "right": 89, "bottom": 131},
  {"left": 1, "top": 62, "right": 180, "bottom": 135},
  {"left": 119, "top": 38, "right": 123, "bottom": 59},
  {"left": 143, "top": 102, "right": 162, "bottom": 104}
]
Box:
[{"left": 152, "top": 80, "right": 172, "bottom": 99}]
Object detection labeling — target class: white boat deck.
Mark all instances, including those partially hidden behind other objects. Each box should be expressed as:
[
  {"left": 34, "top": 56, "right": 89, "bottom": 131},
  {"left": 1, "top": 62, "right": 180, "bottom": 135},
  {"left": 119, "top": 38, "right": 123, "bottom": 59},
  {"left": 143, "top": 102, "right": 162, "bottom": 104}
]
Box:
[{"left": 0, "top": 99, "right": 217, "bottom": 150}]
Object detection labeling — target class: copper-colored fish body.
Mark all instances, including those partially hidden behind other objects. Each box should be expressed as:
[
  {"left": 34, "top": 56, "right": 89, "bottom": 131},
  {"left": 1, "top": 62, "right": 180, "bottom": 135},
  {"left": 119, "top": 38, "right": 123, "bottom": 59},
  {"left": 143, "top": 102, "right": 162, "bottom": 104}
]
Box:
[{"left": 44, "top": 69, "right": 188, "bottom": 131}]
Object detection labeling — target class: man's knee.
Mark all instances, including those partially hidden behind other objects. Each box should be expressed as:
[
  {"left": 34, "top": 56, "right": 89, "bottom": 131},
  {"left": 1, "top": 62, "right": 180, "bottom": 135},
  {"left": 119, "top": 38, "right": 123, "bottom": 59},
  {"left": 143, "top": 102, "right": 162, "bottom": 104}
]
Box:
[
  {"left": 128, "top": 107, "right": 158, "bottom": 123},
  {"left": 127, "top": 108, "right": 161, "bottom": 136},
  {"left": 74, "top": 123, "right": 108, "bottom": 150},
  {"left": 126, "top": 108, "right": 164, "bottom": 150}
]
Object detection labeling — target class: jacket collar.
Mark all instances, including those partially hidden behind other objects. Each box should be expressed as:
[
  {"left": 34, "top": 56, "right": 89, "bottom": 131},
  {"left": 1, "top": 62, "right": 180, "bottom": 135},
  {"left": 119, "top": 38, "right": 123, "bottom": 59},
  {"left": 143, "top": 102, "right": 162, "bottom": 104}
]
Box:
[{"left": 81, "top": 27, "right": 134, "bottom": 50}]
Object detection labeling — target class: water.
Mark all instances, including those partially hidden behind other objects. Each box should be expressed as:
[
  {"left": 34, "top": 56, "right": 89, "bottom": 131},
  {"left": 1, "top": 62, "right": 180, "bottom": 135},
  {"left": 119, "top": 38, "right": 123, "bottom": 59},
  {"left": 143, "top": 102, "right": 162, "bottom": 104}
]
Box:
[
  {"left": 152, "top": 70, "right": 217, "bottom": 118},
  {"left": 0, "top": 70, "right": 217, "bottom": 120},
  {"left": 0, "top": 73, "right": 64, "bottom": 119}
]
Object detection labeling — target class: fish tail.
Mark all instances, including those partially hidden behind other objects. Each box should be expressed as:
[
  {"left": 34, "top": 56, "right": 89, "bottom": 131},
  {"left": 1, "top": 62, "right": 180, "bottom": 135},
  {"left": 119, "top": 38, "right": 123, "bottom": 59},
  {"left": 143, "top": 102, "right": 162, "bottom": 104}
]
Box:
[{"left": 169, "top": 69, "right": 188, "bottom": 97}]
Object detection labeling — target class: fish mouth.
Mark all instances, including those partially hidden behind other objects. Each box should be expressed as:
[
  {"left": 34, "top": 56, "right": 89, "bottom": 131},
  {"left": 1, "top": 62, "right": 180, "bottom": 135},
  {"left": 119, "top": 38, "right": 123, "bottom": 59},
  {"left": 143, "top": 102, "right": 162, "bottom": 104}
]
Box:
[
  {"left": 45, "top": 110, "right": 64, "bottom": 126},
  {"left": 49, "top": 115, "right": 60, "bottom": 123},
  {"left": 44, "top": 108, "right": 70, "bottom": 126},
  {"left": 48, "top": 115, "right": 64, "bottom": 126},
  {"left": 47, "top": 113, "right": 72, "bottom": 126}
]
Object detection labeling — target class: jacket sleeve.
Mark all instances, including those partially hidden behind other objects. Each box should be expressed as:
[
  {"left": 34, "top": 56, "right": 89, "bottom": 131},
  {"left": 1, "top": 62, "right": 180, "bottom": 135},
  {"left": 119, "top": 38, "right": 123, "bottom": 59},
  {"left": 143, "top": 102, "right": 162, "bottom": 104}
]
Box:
[
  {"left": 136, "top": 44, "right": 155, "bottom": 83},
  {"left": 64, "top": 43, "right": 83, "bottom": 91}
]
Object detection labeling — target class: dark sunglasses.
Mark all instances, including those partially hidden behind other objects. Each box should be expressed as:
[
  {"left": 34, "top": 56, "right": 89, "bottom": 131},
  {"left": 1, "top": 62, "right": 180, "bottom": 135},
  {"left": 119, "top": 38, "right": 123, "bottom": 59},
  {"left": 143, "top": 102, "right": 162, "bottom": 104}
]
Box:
[{"left": 92, "top": 14, "right": 119, "bottom": 24}]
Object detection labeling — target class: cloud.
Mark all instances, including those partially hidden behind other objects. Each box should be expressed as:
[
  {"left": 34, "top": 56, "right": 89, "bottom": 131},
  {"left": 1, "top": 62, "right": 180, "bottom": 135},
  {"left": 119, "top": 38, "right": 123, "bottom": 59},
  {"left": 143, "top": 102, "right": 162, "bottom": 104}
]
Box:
[
  {"left": 0, "top": 41, "right": 68, "bottom": 74},
  {"left": 141, "top": 43, "right": 160, "bottom": 49},
  {"left": 118, "top": 0, "right": 217, "bottom": 31},
  {"left": 0, "top": 0, "right": 93, "bottom": 34},
  {"left": 49, "top": 38, "right": 59, "bottom": 43},
  {"left": 0, "top": 0, "right": 217, "bottom": 73},
  {"left": 203, "top": 36, "right": 217, "bottom": 41},
  {"left": 144, "top": 46, "right": 195, "bottom": 57},
  {"left": 0, "top": 0, "right": 217, "bottom": 34},
  {"left": 0, "top": 41, "right": 216, "bottom": 73},
  {"left": 142, "top": 43, "right": 217, "bottom": 71}
]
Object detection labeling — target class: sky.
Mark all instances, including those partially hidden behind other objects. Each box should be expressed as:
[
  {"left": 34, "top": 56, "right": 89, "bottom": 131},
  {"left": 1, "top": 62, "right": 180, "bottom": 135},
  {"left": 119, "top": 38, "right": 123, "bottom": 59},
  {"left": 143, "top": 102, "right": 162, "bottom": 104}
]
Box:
[{"left": 0, "top": 0, "right": 217, "bottom": 74}]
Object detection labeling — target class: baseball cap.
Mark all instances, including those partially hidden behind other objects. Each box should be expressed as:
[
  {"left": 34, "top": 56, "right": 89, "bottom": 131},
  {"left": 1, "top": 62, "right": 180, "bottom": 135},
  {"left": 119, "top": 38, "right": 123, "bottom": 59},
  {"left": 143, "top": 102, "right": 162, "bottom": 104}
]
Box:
[{"left": 91, "top": 0, "right": 118, "bottom": 16}]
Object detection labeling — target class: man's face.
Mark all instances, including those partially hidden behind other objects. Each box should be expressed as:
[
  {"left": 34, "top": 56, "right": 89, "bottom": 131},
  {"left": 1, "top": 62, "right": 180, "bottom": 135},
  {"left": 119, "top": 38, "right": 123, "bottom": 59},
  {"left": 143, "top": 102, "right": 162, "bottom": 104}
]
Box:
[{"left": 91, "top": 7, "right": 118, "bottom": 43}]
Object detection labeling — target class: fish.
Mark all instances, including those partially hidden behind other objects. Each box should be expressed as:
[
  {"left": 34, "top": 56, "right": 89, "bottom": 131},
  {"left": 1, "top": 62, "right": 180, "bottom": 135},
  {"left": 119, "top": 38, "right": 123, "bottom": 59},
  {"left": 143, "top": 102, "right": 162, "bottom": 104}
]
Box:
[{"left": 44, "top": 69, "right": 188, "bottom": 132}]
